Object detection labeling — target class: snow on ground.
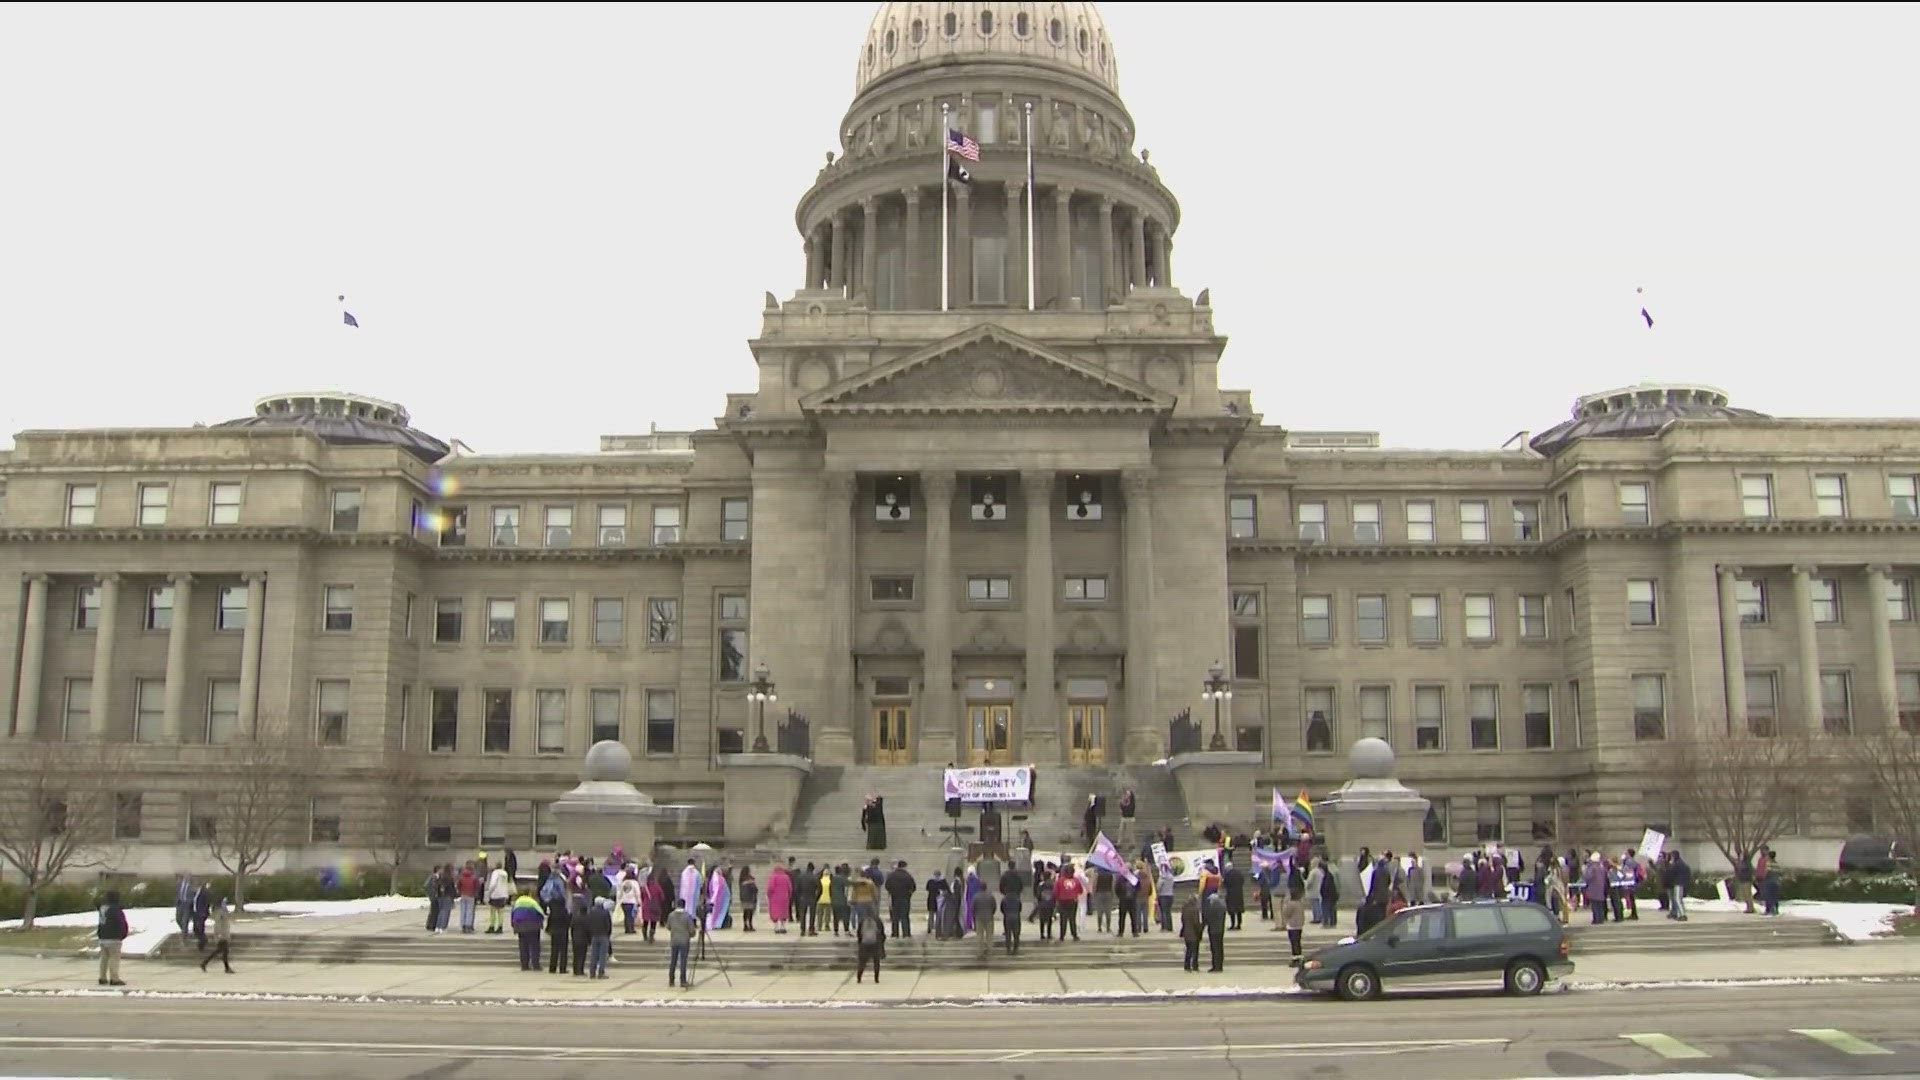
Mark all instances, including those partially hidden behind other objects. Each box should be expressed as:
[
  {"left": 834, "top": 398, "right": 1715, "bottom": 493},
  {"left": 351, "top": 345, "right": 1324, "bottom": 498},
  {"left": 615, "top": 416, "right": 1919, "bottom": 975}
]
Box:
[
  {"left": 1, "top": 895, "right": 428, "bottom": 955},
  {"left": 1683, "top": 898, "right": 1912, "bottom": 941},
  {"left": 244, "top": 895, "right": 426, "bottom": 917}
]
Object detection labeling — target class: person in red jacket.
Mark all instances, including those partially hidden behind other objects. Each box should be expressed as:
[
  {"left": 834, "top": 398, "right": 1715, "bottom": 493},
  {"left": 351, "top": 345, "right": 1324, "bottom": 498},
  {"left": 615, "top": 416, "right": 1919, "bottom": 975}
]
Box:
[
  {"left": 1052, "top": 864, "right": 1084, "bottom": 942},
  {"left": 457, "top": 862, "right": 481, "bottom": 933}
]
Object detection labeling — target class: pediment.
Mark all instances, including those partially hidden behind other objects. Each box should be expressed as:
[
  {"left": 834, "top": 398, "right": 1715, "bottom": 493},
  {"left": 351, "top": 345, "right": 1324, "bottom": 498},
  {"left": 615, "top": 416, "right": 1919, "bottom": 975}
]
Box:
[{"left": 800, "top": 325, "right": 1172, "bottom": 414}]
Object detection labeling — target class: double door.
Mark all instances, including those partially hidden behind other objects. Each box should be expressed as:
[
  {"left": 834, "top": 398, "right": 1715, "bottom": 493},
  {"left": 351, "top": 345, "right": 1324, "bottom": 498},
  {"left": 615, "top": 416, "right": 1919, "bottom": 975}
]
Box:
[
  {"left": 966, "top": 704, "right": 1014, "bottom": 765},
  {"left": 1068, "top": 703, "right": 1107, "bottom": 765},
  {"left": 873, "top": 706, "right": 912, "bottom": 765}
]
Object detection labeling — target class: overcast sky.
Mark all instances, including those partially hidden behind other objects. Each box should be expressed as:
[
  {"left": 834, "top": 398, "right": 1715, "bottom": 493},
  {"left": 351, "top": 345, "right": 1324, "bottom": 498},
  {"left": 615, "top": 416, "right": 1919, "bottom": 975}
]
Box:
[{"left": 3, "top": 2, "right": 1915, "bottom": 453}]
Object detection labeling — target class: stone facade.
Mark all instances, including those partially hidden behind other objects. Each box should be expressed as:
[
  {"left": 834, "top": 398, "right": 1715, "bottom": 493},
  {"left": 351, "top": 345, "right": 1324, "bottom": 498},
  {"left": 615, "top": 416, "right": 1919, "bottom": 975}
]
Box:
[{"left": 5, "top": 3, "right": 1920, "bottom": 874}]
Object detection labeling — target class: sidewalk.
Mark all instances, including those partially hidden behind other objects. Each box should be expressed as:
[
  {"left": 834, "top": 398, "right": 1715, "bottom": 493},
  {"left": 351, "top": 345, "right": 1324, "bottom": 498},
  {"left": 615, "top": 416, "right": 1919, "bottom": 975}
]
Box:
[{"left": 5, "top": 939, "right": 1918, "bottom": 1006}]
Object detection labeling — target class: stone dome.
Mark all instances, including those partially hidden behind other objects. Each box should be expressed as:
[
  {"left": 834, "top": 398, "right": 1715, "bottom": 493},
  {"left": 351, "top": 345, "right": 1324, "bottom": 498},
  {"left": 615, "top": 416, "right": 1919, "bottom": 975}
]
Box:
[
  {"left": 1349, "top": 737, "right": 1396, "bottom": 780},
  {"left": 1529, "top": 382, "right": 1770, "bottom": 456},
  {"left": 857, "top": 2, "right": 1118, "bottom": 96},
  {"left": 582, "top": 739, "right": 633, "bottom": 782}
]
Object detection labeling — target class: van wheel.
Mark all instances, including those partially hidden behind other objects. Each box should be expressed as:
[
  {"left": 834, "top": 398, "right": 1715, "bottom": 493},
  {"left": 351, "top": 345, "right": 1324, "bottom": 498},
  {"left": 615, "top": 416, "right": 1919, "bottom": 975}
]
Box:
[
  {"left": 1337, "top": 964, "right": 1379, "bottom": 1001},
  {"left": 1506, "top": 958, "right": 1546, "bottom": 996}
]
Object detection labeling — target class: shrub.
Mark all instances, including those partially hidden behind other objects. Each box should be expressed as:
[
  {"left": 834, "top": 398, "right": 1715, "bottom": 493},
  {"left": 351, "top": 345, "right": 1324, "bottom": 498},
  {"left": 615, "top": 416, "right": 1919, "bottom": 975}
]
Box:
[
  {"left": 1668, "top": 870, "right": 1917, "bottom": 904},
  {"left": 1, "top": 870, "right": 423, "bottom": 923}
]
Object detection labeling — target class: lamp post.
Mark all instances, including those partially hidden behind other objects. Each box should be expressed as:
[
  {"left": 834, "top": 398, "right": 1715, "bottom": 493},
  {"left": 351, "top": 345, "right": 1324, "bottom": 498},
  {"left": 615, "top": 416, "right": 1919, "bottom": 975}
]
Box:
[
  {"left": 748, "top": 662, "right": 777, "bottom": 752},
  {"left": 1202, "top": 660, "right": 1232, "bottom": 751}
]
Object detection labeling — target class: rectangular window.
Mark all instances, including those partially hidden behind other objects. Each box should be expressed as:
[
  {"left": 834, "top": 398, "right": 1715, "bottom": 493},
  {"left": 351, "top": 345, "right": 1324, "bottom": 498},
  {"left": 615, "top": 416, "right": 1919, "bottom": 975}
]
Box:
[
  {"left": 721, "top": 497, "right": 750, "bottom": 541},
  {"left": 138, "top": 483, "right": 169, "bottom": 527},
  {"left": 539, "top": 598, "right": 570, "bottom": 644},
  {"left": 1511, "top": 500, "right": 1541, "bottom": 542},
  {"left": 651, "top": 504, "right": 682, "bottom": 545},
  {"left": 1633, "top": 674, "right": 1666, "bottom": 740},
  {"left": 491, "top": 505, "right": 520, "bottom": 547},
  {"left": 1890, "top": 475, "right": 1919, "bottom": 519},
  {"left": 719, "top": 594, "right": 749, "bottom": 621},
  {"left": 1296, "top": 501, "right": 1327, "bottom": 542},
  {"left": 479, "top": 800, "right": 507, "bottom": 848},
  {"left": 308, "top": 795, "right": 342, "bottom": 844},
  {"left": 1619, "top": 482, "right": 1651, "bottom": 525},
  {"left": 871, "top": 576, "right": 914, "bottom": 602},
  {"left": 1814, "top": 474, "right": 1848, "bottom": 518},
  {"left": 1358, "top": 685, "right": 1390, "bottom": 742},
  {"left": 483, "top": 689, "right": 512, "bottom": 753},
  {"left": 1351, "top": 500, "right": 1381, "bottom": 544},
  {"left": 1888, "top": 577, "right": 1916, "bottom": 623},
  {"left": 1423, "top": 800, "right": 1449, "bottom": 845},
  {"left": 1405, "top": 500, "right": 1435, "bottom": 543},
  {"left": 645, "top": 690, "right": 676, "bottom": 755},
  {"left": 1300, "top": 595, "right": 1332, "bottom": 643},
  {"left": 966, "top": 576, "right": 1012, "bottom": 601},
  {"left": 1230, "top": 590, "right": 1260, "bottom": 618},
  {"left": 1522, "top": 683, "right": 1552, "bottom": 749},
  {"left": 1627, "top": 579, "right": 1658, "bottom": 626},
  {"left": 1811, "top": 578, "right": 1841, "bottom": 624},
  {"left": 648, "top": 598, "right": 680, "bottom": 644},
  {"left": 203, "top": 482, "right": 243, "bottom": 525},
  {"left": 114, "top": 793, "right": 142, "bottom": 841},
  {"left": 403, "top": 593, "right": 415, "bottom": 639},
  {"left": 1519, "top": 594, "right": 1548, "bottom": 639},
  {"left": 536, "top": 689, "right": 567, "bottom": 754},
  {"left": 316, "top": 679, "right": 349, "bottom": 746},
  {"left": 1736, "top": 578, "right": 1767, "bottom": 623},
  {"left": 590, "top": 688, "right": 622, "bottom": 744},
  {"left": 592, "top": 598, "right": 623, "bottom": 646},
  {"left": 544, "top": 505, "right": 573, "bottom": 547},
  {"left": 1897, "top": 671, "right": 1920, "bottom": 734},
  {"left": 187, "top": 795, "right": 217, "bottom": 842},
  {"left": 1845, "top": 796, "right": 1875, "bottom": 835},
  {"left": 330, "top": 488, "right": 362, "bottom": 533},
  {"left": 532, "top": 803, "right": 558, "bottom": 848},
  {"left": 425, "top": 803, "right": 452, "bottom": 847},
  {"left": 1409, "top": 594, "right": 1441, "bottom": 643},
  {"left": 1232, "top": 624, "right": 1261, "bottom": 680},
  {"left": 66, "top": 483, "right": 98, "bottom": 526},
  {"left": 205, "top": 679, "right": 239, "bottom": 744},
  {"left": 1414, "top": 685, "right": 1444, "bottom": 751},
  {"left": 1557, "top": 492, "right": 1572, "bottom": 529},
  {"left": 76, "top": 585, "right": 101, "bottom": 631},
  {"left": 1464, "top": 593, "right": 1495, "bottom": 641},
  {"left": 1565, "top": 587, "right": 1579, "bottom": 634},
  {"left": 1469, "top": 684, "right": 1499, "bottom": 749},
  {"left": 438, "top": 505, "right": 468, "bottom": 547},
  {"left": 1820, "top": 671, "right": 1852, "bottom": 735},
  {"left": 62, "top": 679, "right": 91, "bottom": 741},
  {"left": 975, "top": 100, "right": 997, "bottom": 143},
  {"left": 719, "top": 628, "right": 749, "bottom": 682},
  {"left": 1303, "top": 687, "right": 1335, "bottom": 753},
  {"left": 411, "top": 498, "right": 425, "bottom": 538},
  {"left": 145, "top": 585, "right": 174, "bottom": 631},
  {"left": 1746, "top": 671, "right": 1777, "bottom": 737},
  {"left": 597, "top": 504, "right": 628, "bottom": 546},
  {"left": 1355, "top": 594, "right": 1387, "bottom": 643},
  {"left": 1570, "top": 679, "right": 1586, "bottom": 748},
  {"left": 1530, "top": 795, "right": 1558, "bottom": 841},
  {"left": 435, "top": 598, "right": 464, "bottom": 643},
  {"left": 134, "top": 678, "right": 164, "bottom": 743},
  {"left": 1458, "top": 500, "right": 1489, "bottom": 543},
  {"left": 430, "top": 688, "right": 459, "bottom": 752},
  {"left": 1476, "top": 797, "right": 1503, "bottom": 842},
  {"left": 972, "top": 234, "right": 1008, "bottom": 303},
  {"left": 487, "top": 598, "right": 516, "bottom": 643},
  {"left": 1063, "top": 575, "right": 1108, "bottom": 601},
  {"left": 323, "top": 585, "right": 354, "bottom": 632},
  {"left": 1228, "top": 495, "right": 1257, "bottom": 538},
  {"left": 1740, "top": 474, "right": 1774, "bottom": 518},
  {"left": 400, "top": 685, "right": 414, "bottom": 750}
]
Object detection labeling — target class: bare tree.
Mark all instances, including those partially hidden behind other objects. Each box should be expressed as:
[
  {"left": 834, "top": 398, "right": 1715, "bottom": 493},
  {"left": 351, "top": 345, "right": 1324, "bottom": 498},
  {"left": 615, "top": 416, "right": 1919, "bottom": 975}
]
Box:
[
  {"left": 1657, "top": 733, "right": 1811, "bottom": 871},
  {"left": 0, "top": 740, "right": 125, "bottom": 929},
  {"left": 204, "top": 734, "right": 310, "bottom": 909},
  {"left": 1843, "top": 730, "right": 1920, "bottom": 909},
  {"left": 365, "top": 752, "right": 430, "bottom": 895}
]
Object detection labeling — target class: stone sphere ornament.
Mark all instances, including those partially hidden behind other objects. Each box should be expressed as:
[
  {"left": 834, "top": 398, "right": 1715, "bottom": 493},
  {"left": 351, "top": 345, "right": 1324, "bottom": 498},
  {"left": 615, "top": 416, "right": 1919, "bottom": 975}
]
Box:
[
  {"left": 583, "top": 740, "right": 634, "bottom": 782},
  {"left": 1348, "top": 737, "right": 1396, "bottom": 780}
]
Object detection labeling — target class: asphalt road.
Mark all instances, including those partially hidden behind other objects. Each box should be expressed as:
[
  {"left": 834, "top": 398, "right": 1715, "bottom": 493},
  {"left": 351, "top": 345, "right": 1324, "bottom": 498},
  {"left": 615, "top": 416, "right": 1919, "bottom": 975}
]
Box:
[{"left": 3, "top": 982, "right": 1918, "bottom": 1079}]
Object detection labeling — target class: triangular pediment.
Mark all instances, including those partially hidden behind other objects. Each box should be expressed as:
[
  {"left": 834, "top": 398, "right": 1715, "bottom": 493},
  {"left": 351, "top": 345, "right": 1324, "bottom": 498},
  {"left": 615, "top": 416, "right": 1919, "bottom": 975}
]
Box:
[{"left": 800, "top": 325, "right": 1172, "bottom": 414}]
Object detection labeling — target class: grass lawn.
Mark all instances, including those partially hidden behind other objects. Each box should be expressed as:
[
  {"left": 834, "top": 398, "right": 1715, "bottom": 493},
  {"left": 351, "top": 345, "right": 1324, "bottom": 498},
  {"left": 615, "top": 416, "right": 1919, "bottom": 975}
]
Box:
[
  {"left": 1892, "top": 915, "right": 1920, "bottom": 938},
  {"left": 0, "top": 926, "right": 93, "bottom": 950}
]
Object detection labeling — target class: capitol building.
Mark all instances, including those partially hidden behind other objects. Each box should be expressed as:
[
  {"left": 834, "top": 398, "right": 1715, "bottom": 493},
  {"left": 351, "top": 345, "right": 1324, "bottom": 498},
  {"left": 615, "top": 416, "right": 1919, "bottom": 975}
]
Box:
[{"left": 4, "top": 2, "right": 1918, "bottom": 873}]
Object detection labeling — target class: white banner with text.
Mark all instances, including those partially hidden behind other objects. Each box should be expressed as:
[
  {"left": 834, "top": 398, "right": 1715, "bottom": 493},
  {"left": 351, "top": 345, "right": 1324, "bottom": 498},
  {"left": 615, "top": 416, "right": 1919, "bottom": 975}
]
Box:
[{"left": 942, "top": 765, "right": 1033, "bottom": 804}]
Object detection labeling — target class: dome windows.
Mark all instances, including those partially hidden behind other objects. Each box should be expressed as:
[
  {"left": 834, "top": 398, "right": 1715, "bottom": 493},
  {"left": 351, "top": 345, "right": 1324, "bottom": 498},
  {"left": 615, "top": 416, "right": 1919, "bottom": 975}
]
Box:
[
  {"left": 943, "top": 11, "right": 958, "bottom": 37},
  {"left": 1049, "top": 17, "right": 1064, "bottom": 45},
  {"left": 1014, "top": 11, "right": 1030, "bottom": 37},
  {"left": 1077, "top": 26, "right": 1089, "bottom": 53},
  {"left": 979, "top": 9, "right": 994, "bottom": 36},
  {"left": 910, "top": 17, "right": 925, "bottom": 44},
  {"left": 866, "top": 42, "right": 875, "bottom": 66},
  {"left": 884, "top": 27, "right": 896, "bottom": 54}
]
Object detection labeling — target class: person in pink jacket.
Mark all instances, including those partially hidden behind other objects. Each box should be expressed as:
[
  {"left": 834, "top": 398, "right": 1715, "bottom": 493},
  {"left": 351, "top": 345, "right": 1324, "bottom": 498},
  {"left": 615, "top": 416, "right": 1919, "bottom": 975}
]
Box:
[
  {"left": 766, "top": 862, "right": 794, "bottom": 934},
  {"left": 639, "top": 874, "right": 667, "bottom": 944}
]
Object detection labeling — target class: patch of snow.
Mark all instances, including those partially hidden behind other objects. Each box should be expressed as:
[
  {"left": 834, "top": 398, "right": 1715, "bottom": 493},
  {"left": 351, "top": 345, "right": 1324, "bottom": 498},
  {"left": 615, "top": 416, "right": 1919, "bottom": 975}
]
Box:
[
  {"left": 245, "top": 895, "right": 426, "bottom": 918},
  {"left": 1, "top": 896, "right": 429, "bottom": 957},
  {"left": 1682, "top": 898, "right": 1911, "bottom": 941}
]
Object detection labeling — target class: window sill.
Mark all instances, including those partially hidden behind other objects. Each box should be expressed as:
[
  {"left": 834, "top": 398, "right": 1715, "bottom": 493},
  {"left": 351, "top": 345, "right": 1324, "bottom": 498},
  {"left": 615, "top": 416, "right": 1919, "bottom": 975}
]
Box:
[
  {"left": 1357, "top": 641, "right": 1389, "bottom": 649},
  {"left": 646, "top": 642, "right": 680, "bottom": 651},
  {"left": 1411, "top": 641, "right": 1443, "bottom": 649},
  {"left": 592, "top": 642, "right": 625, "bottom": 651},
  {"left": 433, "top": 641, "right": 464, "bottom": 649},
  {"left": 538, "top": 642, "right": 572, "bottom": 651},
  {"left": 1467, "top": 639, "right": 1497, "bottom": 647}
]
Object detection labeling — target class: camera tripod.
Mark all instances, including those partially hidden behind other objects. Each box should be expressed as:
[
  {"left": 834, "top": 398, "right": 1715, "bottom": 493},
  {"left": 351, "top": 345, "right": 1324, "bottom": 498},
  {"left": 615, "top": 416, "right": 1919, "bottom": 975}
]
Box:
[{"left": 690, "top": 903, "right": 733, "bottom": 987}]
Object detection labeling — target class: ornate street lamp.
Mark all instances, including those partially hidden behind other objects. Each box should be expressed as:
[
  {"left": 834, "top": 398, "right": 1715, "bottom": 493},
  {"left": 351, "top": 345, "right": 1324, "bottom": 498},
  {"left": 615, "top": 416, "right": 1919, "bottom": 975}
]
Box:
[
  {"left": 1202, "top": 660, "right": 1232, "bottom": 751},
  {"left": 748, "top": 662, "right": 777, "bottom": 752}
]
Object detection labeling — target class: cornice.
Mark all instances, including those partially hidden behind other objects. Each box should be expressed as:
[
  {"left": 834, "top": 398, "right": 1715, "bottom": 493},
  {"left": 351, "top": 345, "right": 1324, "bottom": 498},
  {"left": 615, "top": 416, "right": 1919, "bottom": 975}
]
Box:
[
  {"left": 0, "top": 526, "right": 750, "bottom": 562},
  {"left": 431, "top": 543, "right": 750, "bottom": 564}
]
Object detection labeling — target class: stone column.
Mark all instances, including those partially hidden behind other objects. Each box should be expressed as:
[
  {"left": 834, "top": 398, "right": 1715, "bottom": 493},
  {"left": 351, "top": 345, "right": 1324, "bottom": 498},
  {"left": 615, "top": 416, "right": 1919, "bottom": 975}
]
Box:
[
  {"left": 1128, "top": 209, "right": 1147, "bottom": 290},
  {"left": 237, "top": 572, "right": 267, "bottom": 736},
  {"left": 162, "top": 572, "right": 194, "bottom": 742},
  {"left": 1053, "top": 187, "right": 1075, "bottom": 306},
  {"left": 1022, "top": 470, "right": 1057, "bottom": 761},
  {"left": 1097, "top": 197, "right": 1115, "bottom": 307},
  {"left": 1716, "top": 565, "right": 1748, "bottom": 733},
  {"left": 1003, "top": 183, "right": 1023, "bottom": 306},
  {"left": 1790, "top": 565, "right": 1822, "bottom": 732},
  {"left": 823, "top": 472, "right": 858, "bottom": 756},
  {"left": 1122, "top": 470, "right": 1159, "bottom": 761},
  {"left": 952, "top": 184, "right": 972, "bottom": 305},
  {"left": 920, "top": 472, "right": 956, "bottom": 762},
  {"left": 88, "top": 573, "right": 122, "bottom": 740},
  {"left": 829, "top": 210, "right": 849, "bottom": 292},
  {"left": 804, "top": 230, "right": 822, "bottom": 290},
  {"left": 1867, "top": 565, "right": 1899, "bottom": 733},
  {"left": 902, "top": 188, "right": 922, "bottom": 308},
  {"left": 1151, "top": 220, "right": 1172, "bottom": 288},
  {"left": 12, "top": 574, "right": 51, "bottom": 737},
  {"left": 860, "top": 197, "right": 880, "bottom": 304}
]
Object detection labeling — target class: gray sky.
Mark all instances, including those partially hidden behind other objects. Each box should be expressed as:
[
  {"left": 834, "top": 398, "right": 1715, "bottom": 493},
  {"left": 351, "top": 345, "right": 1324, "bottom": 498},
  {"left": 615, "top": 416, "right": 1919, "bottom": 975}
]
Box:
[{"left": 3, "top": 2, "right": 1915, "bottom": 453}]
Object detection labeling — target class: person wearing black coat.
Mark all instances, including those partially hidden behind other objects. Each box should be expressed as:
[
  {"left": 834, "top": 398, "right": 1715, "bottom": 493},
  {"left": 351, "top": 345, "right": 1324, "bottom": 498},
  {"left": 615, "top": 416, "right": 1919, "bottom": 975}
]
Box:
[
  {"left": 545, "top": 888, "right": 572, "bottom": 974},
  {"left": 925, "top": 871, "right": 949, "bottom": 936},
  {"left": 884, "top": 862, "right": 917, "bottom": 939},
  {"left": 1317, "top": 858, "right": 1340, "bottom": 928},
  {"left": 1113, "top": 872, "right": 1137, "bottom": 938},
  {"left": 191, "top": 884, "right": 212, "bottom": 951},
  {"left": 568, "top": 894, "right": 593, "bottom": 976},
  {"left": 1221, "top": 862, "right": 1246, "bottom": 930}
]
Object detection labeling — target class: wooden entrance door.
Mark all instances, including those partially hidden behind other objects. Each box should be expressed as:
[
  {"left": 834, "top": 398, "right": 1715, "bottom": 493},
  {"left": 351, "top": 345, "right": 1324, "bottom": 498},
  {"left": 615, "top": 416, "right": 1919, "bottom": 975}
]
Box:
[
  {"left": 873, "top": 706, "right": 912, "bottom": 765},
  {"left": 966, "top": 704, "right": 1014, "bottom": 765},
  {"left": 1068, "top": 703, "right": 1108, "bottom": 765}
]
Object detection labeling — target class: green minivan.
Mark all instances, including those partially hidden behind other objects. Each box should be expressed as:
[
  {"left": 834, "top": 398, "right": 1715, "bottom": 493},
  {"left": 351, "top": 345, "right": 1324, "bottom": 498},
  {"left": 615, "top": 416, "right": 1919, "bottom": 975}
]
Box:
[{"left": 1294, "top": 900, "right": 1574, "bottom": 1001}]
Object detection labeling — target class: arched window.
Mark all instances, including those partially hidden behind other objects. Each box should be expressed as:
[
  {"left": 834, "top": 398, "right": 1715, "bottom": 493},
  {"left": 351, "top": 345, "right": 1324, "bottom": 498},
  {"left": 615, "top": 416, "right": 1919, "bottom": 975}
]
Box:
[
  {"left": 979, "top": 9, "right": 994, "bottom": 36},
  {"left": 1077, "top": 26, "right": 1089, "bottom": 53},
  {"left": 866, "top": 43, "right": 874, "bottom": 66},
  {"left": 943, "top": 11, "right": 958, "bottom": 37},
  {"left": 1049, "top": 18, "right": 1064, "bottom": 45},
  {"left": 910, "top": 18, "right": 925, "bottom": 44},
  {"left": 884, "top": 28, "right": 897, "bottom": 54},
  {"left": 1015, "top": 11, "right": 1030, "bottom": 37}
]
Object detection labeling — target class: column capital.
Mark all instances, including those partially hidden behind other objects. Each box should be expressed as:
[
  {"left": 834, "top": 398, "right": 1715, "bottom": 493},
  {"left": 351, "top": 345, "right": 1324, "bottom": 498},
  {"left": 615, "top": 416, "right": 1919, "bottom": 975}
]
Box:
[
  {"left": 241, "top": 571, "right": 268, "bottom": 585},
  {"left": 1053, "top": 186, "right": 1075, "bottom": 204},
  {"left": 1865, "top": 563, "right": 1893, "bottom": 578},
  {"left": 921, "top": 470, "right": 956, "bottom": 501},
  {"left": 93, "top": 572, "right": 121, "bottom": 588},
  {"left": 24, "top": 572, "right": 53, "bottom": 586},
  {"left": 1020, "top": 469, "right": 1056, "bottom": 502},
  {"left": 1791, "top": 563, "right": 1819, "bottom": 578},
  {"left": 1120, "top": 469, "right": 1155, "bottom": 498},
  {"left": 901, "top": 187, "right": 922, "bottom": 206},
  {"left": 1717, "top": 564, "right": 1744, "bottom": 579},
  {"left": 1098, "top": 194, "right": 1115, "bottom": 212},
  {"left": 831, "top": 207, "right": 849, "bottom": 225},
  {"left": 861, "top": 194, "right": 879, "bottom": 212},
  {"left": 168, "top": 571, "right": 195, "bottom": 587}
]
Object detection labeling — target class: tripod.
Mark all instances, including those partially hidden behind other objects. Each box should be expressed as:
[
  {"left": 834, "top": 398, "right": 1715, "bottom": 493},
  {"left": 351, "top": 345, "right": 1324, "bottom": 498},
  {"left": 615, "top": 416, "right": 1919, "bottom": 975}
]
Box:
[{"left": 691, "top": 903, "right": 733, "bottom": 987}]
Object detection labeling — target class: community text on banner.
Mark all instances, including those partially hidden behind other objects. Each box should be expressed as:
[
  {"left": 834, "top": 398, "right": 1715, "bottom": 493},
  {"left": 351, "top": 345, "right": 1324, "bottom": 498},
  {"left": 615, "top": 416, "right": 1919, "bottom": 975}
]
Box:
[{"left": 942, "top": 765, "right": 1033, "bottom": 804}]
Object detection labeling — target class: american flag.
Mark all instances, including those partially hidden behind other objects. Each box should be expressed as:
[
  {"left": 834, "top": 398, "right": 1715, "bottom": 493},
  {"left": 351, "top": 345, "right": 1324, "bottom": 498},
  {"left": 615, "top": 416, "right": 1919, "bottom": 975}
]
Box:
[{"left": 946, "top": 128, "right": 980, "bottom": 162}]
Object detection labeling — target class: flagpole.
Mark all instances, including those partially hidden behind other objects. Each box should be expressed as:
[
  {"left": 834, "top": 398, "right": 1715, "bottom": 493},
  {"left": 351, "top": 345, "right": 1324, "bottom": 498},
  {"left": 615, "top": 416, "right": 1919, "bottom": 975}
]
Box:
[
  {"left": 1024, "top": 101, "right": 1035, "bottom": 311},
  {"left": 940, "top": 103, "right": 951, "bottom": 313}
]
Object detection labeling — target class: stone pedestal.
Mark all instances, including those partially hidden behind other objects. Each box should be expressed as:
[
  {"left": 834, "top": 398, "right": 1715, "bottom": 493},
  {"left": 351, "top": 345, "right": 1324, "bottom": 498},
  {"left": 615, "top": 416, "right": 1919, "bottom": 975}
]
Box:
[
  {"left": 717, "top": 752, "right": 813, "bottom": 846},
  {"left": 1317, "top": 738, "right": 1430, "bottom": 895},
  {"left": 552, "top": 741, "right": 665, "bottom": 861},
  {"left": 1164, "top": 750, "right": 1261, "bottom": 832}
]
